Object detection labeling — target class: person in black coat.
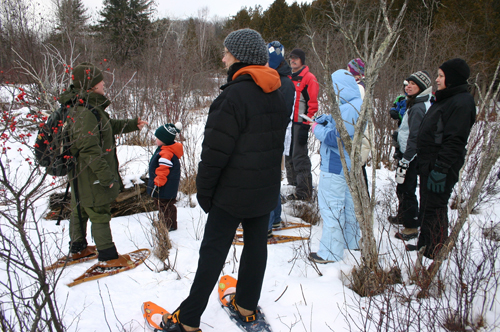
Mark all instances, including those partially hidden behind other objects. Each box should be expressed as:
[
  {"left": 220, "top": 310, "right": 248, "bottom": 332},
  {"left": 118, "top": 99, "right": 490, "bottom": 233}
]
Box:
[
  {"left": 159, "top": 29, "right": 289, "bottom": 332},
  {"left": 413, "top": 58, "right": 476, "bottom": 259},
  {"left": 267, "top": 40, "right": 295, "bottom": 236}
]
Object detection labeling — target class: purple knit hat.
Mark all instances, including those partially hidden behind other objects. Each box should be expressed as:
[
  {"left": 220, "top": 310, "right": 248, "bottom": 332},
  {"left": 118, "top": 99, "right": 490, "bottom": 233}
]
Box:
[{"left": 348, "top": 58, "right": 365, "bottom": 76}]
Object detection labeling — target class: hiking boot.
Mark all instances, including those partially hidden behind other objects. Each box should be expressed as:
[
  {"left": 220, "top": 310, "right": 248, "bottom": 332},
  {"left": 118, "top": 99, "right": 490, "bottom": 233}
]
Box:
[
  {"left": 229, "top": 295, "right": 258, "bottom": 323},
  {"left": 97, "top": 245, "right": 119, "bottom": 261},
  {"left": 405, "top": 244, "right": 418, "bottom": 251},
  {"left": 388, "top": 215, "right": 403, "bottom": 225},
  {"left": 272, "top": 220, "right": 282, "bottom": 229},
  {"left": 97, "top": 254, "right": 133, "bottom": 268},
  {"left": 308, "top": 252, "right": 335, "bottom": 264},
  {"left": 160, "top": 310, "right": 202, "bottom": 332},
  {"left": 395, "top": 228, "right": 419, "bottom": 241},
  {"left": 69, "top": 240, "right": 88, "bottom": 254},
  {"left": 267, "top": 229, "right": 273, "bottom": 238}
]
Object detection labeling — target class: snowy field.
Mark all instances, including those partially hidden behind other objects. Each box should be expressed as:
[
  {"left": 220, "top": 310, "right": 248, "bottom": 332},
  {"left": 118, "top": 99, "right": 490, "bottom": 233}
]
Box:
[{"left": 1, "top": 95, "right": 499, "bottom": 331}]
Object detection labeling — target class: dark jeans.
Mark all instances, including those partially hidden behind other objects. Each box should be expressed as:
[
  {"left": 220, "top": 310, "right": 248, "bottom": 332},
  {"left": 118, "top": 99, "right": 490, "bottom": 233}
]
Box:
[
  {"left": 396, "top": 158, "right": 419, "bottom": 228},
  {"left": 285, "top": 123, "right": 312, "bottom": 198},
  {"left": 178, "top": 205, "right": 269, "bottom": 327},
  {"left": 268, "top": 193, "right": 282, "bottom": 230},
  {"left": 417, "top": 157, "right": 463, "bottom": 259},
  {"left": 155, "top": 198, "right": 177, "bottom": 230}
]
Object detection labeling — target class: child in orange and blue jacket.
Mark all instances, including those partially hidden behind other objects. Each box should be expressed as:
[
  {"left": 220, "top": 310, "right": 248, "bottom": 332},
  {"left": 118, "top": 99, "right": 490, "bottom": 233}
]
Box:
[{"left": 147, "top": 122, "right": 183, "bottom": 231}]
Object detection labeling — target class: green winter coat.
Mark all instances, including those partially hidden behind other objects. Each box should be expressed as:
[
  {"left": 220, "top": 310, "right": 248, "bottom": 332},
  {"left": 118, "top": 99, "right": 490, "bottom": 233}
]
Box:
[{"left": 60, "top": 88, "right": 139, "bottom": 207}]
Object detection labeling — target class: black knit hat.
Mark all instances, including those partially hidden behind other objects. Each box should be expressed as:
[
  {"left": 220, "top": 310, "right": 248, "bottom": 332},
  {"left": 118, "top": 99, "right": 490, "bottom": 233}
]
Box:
[
  {"left": 289, "top": 48, "right": 306, "bottom": 65},
  {"left": 72, "top": 62, "right": 104, "bottom": 91},
  {"left": 223, "top": 29, "right": 269, "bottom": 65},
  {"left": 439, "top": 58, "right": 470, "bottom": 88},
  {"left": 406, "top": 70, "right": 431, "bottom": 93},
  {"left": 155, "top": 122, "right": 182, "bottom": 145}
]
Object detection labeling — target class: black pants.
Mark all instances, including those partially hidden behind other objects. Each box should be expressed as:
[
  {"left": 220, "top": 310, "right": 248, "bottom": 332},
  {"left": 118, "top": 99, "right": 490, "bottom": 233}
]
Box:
[
  {"left": 178, "top": 205, "right": 269, "bottom": 327},
  {"left": 285, "top": 123, "right": 313, "bottom": 198},
  {"left": 417, "top": 157, "right": 463, "bottom": 259},
  {"left": 396, "top": 158, "right": 419, "bottom": 228}
]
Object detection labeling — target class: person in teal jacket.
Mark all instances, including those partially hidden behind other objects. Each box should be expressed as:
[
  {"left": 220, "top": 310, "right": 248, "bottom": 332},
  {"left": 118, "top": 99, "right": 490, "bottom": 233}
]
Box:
[{"left": 308, "top": 69, "right": 362, "bottom": 264}]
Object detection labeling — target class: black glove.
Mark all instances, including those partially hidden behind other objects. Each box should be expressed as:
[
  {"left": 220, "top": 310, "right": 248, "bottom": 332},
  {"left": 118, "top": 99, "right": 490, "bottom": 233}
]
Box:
[
  {"left": 297, "top": 123, "right": 309, "bottom": 145},
  {"left": 391, "top": 131, "right": 399, "bottom": 148},
  {"left": 427, "top": 170, "right": 446, "bottom": 193},
  {"left": 389, "top": 108, "right": 400, "bottom": 120},
  {"left": 393, "top": 148, "right": 403, "bottom": 160},
  {"left": 197, "top": 194, "right": 212, "bottom": 213}
]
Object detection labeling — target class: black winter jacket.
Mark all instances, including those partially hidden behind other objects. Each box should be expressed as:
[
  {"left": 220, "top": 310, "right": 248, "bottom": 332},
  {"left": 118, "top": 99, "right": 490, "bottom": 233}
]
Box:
[
  {"left": 196, "top": 63, "right": 289, "bottom": 218},
  {"left": 276, "top": 61, "right": 295, "bottom": 118},
  {"left": 417, "top": 84, "right": 476, "bottom": 174}
]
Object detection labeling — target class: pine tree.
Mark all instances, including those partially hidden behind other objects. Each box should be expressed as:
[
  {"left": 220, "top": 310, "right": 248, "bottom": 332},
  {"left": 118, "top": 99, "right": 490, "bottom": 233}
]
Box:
[{"left": 98, "top": 0, "right": 154, "bottom": 63}]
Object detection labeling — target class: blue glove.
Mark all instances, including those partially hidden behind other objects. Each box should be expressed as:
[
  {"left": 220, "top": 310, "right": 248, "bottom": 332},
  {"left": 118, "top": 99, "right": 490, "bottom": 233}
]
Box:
[
  {"left": 427, "top": 170, "right": 446, "bottom": 193},
  {"left": 314, "top": 114, "right": 329, "bottom": 125},
  {"left": 396, "top": 99, "right": 407, "bottom": 118}
]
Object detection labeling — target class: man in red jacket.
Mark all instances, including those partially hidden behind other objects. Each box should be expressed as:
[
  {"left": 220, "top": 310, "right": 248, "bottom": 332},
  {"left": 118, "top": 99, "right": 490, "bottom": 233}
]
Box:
[{"left": 286, "top": 48, "right": 319, "bottom": 200}]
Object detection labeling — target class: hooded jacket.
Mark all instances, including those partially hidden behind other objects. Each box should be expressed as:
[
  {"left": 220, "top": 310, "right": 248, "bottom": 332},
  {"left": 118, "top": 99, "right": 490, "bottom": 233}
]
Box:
[
  {"left": 61, "top": 88, "right": 139, "bottom": 207},
  {"left": 196, "top": 63, "right": 289, "bottom": 218},
  {"left": 147, "top": 142, "right": 184, "bottom": 199},
  {"left": 314, "top": 70, "right": 362, "bottom": 174},
  {"left": 397, "top": 86, "right": 433, "bottom": 162}
]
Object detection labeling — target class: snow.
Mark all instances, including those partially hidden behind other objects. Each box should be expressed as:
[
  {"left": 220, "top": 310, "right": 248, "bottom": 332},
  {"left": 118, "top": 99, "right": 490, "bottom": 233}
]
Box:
[{"left": 1, "top": 98, "right": 499, "bottom": 331}]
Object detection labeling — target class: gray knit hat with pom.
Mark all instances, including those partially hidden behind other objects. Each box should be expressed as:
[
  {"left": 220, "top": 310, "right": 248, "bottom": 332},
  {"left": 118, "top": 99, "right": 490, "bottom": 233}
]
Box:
[{"left": 224, "top": 29, "right": 269, "bottom": 66}]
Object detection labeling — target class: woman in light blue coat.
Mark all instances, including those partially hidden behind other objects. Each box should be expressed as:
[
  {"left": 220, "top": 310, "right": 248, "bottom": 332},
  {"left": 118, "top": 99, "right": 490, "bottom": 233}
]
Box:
[{"left": 309, "top": 69, "right": 362, "bottom": 264}]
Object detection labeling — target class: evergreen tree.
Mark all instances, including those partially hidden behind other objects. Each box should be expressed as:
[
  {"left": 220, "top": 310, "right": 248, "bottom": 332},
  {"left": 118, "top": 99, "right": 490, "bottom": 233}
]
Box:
[
  {"left": 98, "top": 0, "right": 154, "bottom": 63},
  {"left": 54, "top": 0, "right": 89, "bottom": 37}
]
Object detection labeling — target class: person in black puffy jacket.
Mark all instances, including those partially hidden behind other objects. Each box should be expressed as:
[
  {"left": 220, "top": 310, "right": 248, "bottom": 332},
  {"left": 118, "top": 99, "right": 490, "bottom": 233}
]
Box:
[
  {"left": 412, "top": 58, "right": 476, "bottom": 259},
  {"left": 159, "top": 29, "right": 289, "bottom": 332}
]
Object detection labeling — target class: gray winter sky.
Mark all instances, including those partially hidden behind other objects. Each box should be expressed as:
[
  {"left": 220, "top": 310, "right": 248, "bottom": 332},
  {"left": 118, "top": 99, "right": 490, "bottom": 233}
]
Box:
[{"left": 77, "top": 0, "right": 313, "bottom": 21}]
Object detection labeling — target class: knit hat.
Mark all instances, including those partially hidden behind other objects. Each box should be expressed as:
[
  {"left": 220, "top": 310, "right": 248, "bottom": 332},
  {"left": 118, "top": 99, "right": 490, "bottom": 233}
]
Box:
[
  {"left": 223, "top": 29, "right": 268, "bottom": 65},
  {"left": 268, "top": 41, "right": 284, "bottom": 70},
  {"left": 155, "top": 122, "right": 182, "bottom": 145},
  {"left": 347, "top": 58, "right": 365, "bottom": 76},
  {"left": 289, "top": 49, "right": 306, "bottom": 65},
  {"left": 439, "top": 58, "right": 470, "bottom": 88},
  {"left": 72, "top": 62, "right": 104, "bottom": 91},
  {"left": 406, "top": 70, "right": 431, "bottom": 92}
]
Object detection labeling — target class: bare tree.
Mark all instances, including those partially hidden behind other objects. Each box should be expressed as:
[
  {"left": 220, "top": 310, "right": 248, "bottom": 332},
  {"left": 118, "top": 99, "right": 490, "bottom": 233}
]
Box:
[{"left": 308, "top": 0, "right": 409, "bottom": 274}]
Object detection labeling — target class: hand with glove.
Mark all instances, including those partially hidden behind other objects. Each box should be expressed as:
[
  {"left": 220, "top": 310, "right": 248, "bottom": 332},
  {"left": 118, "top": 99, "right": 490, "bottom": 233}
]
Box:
[
  {"left": 427, "top": 170, "right": 446, "bottom": 193},
  {"left": 297, "top": 123, "right": 310, "bottom": 145},
  {"left": 197, "top": 194, "right": 212, "bottom": 213},
  {"left": 389, "top": 95, "right": 406, "bottom": 120},
  {"left": 395, "top": 159, "right": 409, "bottom": 184},
  {"left": 391, "top": 131, "right": 399, "bottom": 148},
  {"left": 314, "top": 114, "right": 329, "bottom": 125}
]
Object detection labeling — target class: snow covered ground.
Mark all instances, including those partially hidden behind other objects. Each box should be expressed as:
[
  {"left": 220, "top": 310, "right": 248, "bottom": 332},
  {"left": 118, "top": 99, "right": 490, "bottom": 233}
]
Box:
[{"left": 1, "top": 100, "right": 499, "bottom": 331}]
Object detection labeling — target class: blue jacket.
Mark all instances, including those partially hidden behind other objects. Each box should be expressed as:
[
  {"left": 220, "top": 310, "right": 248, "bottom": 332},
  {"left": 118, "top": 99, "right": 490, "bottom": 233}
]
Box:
[{"left": 313, "top": 69, "right": 362, "bottom": 174}]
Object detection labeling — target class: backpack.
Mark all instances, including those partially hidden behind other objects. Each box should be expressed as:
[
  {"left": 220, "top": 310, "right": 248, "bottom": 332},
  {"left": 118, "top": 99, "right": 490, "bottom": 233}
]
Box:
[{"left": 34, "top": 102, "right": 99, "bottom": 176}]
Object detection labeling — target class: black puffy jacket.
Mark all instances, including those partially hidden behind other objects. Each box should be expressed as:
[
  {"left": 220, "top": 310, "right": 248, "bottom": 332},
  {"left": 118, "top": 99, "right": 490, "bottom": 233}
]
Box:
[
  {"left": 196, "top": 63, "right": 289, "bottom": 218},
  {"left": 417, "top": 84, "right": 476, "bottom": 174}
]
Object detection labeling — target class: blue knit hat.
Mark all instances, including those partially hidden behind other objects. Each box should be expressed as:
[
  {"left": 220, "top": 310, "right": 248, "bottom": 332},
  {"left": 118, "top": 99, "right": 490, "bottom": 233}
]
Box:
[
  {"left": 155, "top": 122, "right": 182, "bottom": 145},
  {"left": 268, "top": 41, "right": 284, "bottom": 69}
]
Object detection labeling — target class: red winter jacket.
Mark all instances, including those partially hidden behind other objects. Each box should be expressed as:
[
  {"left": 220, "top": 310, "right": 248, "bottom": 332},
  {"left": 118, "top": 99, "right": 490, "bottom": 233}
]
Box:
[{"left": 289, "top": 66, "right": 319, "bottom": 123}]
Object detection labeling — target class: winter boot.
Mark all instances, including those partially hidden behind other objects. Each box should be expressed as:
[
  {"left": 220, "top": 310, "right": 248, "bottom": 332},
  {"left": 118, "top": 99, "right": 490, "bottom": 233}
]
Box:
[
  {"left": 388, "top": 215, "right": 403, "bottom": 225},
  {"left": 97, "top": 245, "right": 119, "bottom": 262},
  {"left": 395, "top": 228, "right": 419, "bottom": 241},
  {"left": 160, "top": 310, "right": 202, "bottom": 332},
  {"left": 69, "top": 239, "right": 88, "bottom": 254}
]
